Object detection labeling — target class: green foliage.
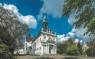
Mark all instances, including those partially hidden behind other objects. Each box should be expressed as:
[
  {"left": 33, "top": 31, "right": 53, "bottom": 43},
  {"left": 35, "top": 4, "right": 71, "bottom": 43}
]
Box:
[
  {"left": 57, "top": 38, "right": 83, "bottom": 56},
  {"left": 0, "top": 26, "right": 16, "bottom": 54},
  {"left": 63, "top": 0, "right": 95, "bottom": 35},
  {"left": 0, "top": 40, "right": 13, "bottom": 59},
  {"left": 86, "top": 39, "right": 95, "bottom": 56},
  {"left": 66, "top": 45, "right": 79, "bottom": 56},
  {"left": 86, "top": 47, "right": 95, "bottom": 56},
  {"left": 66, "top": 38, "right": 74, "bottom": 47},
  {"left": 57, "top": 43, "right": 67, "bottom": 54}
]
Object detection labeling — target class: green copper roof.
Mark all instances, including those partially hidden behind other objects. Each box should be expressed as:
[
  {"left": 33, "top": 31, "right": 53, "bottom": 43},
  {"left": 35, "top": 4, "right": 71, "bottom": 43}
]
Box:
[{"left": 43, "top": 18, "right": 47, "bottom": 23}]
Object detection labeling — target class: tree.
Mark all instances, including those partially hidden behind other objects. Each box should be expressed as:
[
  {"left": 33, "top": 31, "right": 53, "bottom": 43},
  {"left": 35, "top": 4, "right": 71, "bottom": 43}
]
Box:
[
  {"left": 0, "top": 26, "right": 17, "bottom": 55},
  {"left": 57, "top": 43, "right": 67, "bottom": 54},
  {"left": 77, "top": 42, "right": 83, "bottom": 54},
  {"left": 63, "top": 0, "right": 95, "bottom": 35},
  {"left": 57, "top": 38, "right": 83, "bottom": 55},
  {"left": 57, "top": 38, "right": 77, "bottom": 54},
  {"left": 66, "top": 45, "right": 79, "bottom": 56},
  {"left": 0, "top": 39, "right": 13, "bottom": 59},
  {"left": 65, "top": 38, "right": 80, "bottom": 55},
  {"left": 86, "top": 38, "right": 95, "bottom": 56},
  {"left": 86, "top": 47, "right": 95, "bottom": 56},
  {"left": 0, "top": 5, "right": 29, "bottom": 55},
  {"left": 66, "top": 38, "right": 74, "bottom": 47}
]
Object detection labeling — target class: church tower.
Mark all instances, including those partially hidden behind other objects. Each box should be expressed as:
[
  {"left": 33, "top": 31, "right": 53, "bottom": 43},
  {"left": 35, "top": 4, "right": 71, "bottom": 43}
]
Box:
[
  {"left": 31, "top": 4, "right": 57, "bottom": 55},
  {"left": 43, "top": 5, "right": 48, "bottom": 29}
]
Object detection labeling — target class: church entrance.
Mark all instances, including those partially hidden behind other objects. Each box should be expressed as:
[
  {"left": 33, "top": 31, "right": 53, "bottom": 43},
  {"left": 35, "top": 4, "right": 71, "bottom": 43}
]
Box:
[
  {"left": 49, "top": 45, "right": 53, "bottom": 54},
  {"left": 43, "top": 45, "right": 47, "bottom": 54}
]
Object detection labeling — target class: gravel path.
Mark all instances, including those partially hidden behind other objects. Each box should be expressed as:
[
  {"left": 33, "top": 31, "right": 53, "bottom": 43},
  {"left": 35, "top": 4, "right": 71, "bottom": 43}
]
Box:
[{"left": 16, "top": 55, "right": 95, "bottom": 59}]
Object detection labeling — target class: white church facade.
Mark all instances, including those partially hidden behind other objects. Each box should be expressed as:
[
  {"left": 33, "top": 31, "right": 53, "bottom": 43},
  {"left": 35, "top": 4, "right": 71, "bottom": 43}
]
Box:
[
  {"left": 14, "top": 7, "right": 57, "bottom": 55},
  {"left": 31, "top": 13, "right": 57, "bottom": 55}
]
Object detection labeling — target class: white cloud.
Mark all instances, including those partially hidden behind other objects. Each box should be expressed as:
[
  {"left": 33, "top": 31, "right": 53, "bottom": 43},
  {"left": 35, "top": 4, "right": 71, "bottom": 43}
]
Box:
[
  {"left": 66, "top": 27, "right": 76, "bottom": 38},
  {"left": 57, "top": 33, "right": 84, "bottom": 44},
  {"left": 67, "top": 32, "right": 75, "bottom": 38},
  {"left": 37, "top": 0, "right": 64, "bottom": 20},
  {"left": 64, "top": 26, "right": 91, "bottom": 43},
  {"left": 80, "top": 40, "right": 83, "bottom": 43},
  {"left": 71, "top": 27, "right": 76, "bottom": 33},
  {"left": 74, "top": 39, "right": 79, "bottom": 43},
  {"left": 57, "top": 34, "right": 70, "bottom": 42},
  {"left": 66, "top": 8, "right": 91, "bottom": 43},
  {"left": 3, "top": 4, "right": 18, "bottom": 14},
  {"left": 68, "top": 11, "right": 78, "bottom": 25},
  {"left": 2, "top": 4, "right": 37, "bottom": 29},
  {"left": 70, "top": 27, "right": 91, "bottom": 43},
  {"left": 75, "top": 27, "right": 90, "bottom": 42},
  {"left": 20, "top": 15, "right": 37, "bottom": 28}
]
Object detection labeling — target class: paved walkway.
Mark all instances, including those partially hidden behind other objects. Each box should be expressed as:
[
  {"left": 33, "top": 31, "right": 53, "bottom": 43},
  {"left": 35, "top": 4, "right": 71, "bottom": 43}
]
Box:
[{"left": 16, "top": 55, "right": 95, "bottom": 59}]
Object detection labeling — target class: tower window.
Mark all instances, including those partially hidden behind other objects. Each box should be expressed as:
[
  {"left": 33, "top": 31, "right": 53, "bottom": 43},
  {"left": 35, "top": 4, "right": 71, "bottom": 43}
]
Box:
[{"left": 44, "top": 36, "right": 46, "bottom": 39}]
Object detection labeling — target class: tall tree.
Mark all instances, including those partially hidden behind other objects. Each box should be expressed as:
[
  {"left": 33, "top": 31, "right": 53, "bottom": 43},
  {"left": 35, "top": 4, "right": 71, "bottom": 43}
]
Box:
[
  {"left": 0, "top": 5, "right": 29, "bottom": 54},
  {"left": 86, "top": 38, "right": 95, "bottom": 56},
  {"left": 67, "top": 38, "right": 74, "bottom": 47},
  {"left": 57, "top": 43, "right": 67, "bottom": 54},
  {"left": 0, "top": 37, "right": 13, "bottom": 59},
  {"left": 77, "top": 42, "right": 83, "bottom": 54},
  {"left": 63, "top": 0, "right": 95, "bottom": 35}
]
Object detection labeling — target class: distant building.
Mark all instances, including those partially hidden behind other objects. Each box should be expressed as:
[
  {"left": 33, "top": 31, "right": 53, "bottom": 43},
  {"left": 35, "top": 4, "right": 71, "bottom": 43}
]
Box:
[
  {"left": 14, "top": 33, "right": 33, "bottom": 54},
  {"left": 25, "top": 33, "right": 32, "bottom": 54},
  {"left": 82, "top": 43, "right": 89, "bottom": 53},
  {"left": 31, "top": 12, "right": 57, "bottom": 55}
]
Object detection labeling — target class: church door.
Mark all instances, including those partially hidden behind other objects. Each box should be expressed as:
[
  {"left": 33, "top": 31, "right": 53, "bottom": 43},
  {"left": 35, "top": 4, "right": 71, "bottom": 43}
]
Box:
[{"left": 49, "top": 45, "right": 53, "bottom": 54}]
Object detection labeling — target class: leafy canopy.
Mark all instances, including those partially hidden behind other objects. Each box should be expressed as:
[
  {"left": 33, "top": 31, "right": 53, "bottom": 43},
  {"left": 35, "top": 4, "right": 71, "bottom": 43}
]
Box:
[{"left": 63, "top": 0, "right": 95, "bottom": 35}]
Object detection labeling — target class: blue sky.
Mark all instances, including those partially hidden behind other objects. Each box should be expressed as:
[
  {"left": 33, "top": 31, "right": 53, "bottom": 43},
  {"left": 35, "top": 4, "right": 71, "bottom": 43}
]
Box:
[{"left": 0, "top": 0, "right": 91, "bottom": 43}]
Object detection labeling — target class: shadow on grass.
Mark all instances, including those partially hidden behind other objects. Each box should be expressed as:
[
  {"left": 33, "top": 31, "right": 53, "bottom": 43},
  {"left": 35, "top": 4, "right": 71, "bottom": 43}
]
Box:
[
  {"left": 62, "top": 57, "right": 83, "bottom": 59},
  {"left": 34, "top": 57, "right": 55, "bottom": 59}
]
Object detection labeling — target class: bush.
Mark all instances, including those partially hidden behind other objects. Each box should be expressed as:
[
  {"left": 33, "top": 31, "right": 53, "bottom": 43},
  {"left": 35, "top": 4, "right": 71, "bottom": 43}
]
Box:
[{"left": 66, "top": 45, "right": 80, "bottom": 56}]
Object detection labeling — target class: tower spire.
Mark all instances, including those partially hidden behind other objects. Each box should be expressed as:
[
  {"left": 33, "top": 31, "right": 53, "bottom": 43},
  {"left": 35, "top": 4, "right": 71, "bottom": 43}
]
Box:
[
  {"left": 43, "top": 4, "right": 48, "bottom": 29},
  {"left": 44, "top": 4, "right": 46, "bottom": 13},
  {"left": 43, "top": 4, "right": 46, "bottom": 18}
]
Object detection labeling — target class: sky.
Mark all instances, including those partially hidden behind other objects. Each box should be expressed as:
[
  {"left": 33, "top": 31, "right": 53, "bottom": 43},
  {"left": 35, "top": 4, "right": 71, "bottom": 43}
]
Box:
[{"left": 0, "top": 0, "right": 91, "bottom": 43}]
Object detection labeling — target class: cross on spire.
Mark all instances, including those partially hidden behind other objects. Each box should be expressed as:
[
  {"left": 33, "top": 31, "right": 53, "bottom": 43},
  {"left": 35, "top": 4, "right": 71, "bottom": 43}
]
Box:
[
  {"left": 44, "top": 4, "right": 46, "bottom": 13},
  {"left": 43, "top": 4, "right": 46, "bottom": 18}
]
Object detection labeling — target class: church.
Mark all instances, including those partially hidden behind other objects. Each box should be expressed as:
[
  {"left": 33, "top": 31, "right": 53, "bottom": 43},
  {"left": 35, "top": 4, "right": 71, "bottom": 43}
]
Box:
[
  {"left": 14, "top": 6, "right": 57, "bottom": 55},
  {"left": 31, "top": 12, "right": 57, "bottom": 55}
]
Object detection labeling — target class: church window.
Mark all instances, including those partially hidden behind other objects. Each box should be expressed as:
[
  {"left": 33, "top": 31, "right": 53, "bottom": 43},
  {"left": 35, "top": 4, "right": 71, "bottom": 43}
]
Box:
[
  {"left": 44, "top": 36, "right": 46, "bottom": 39},
  {"left": 44, "top": 45, "right": 46, "bottom": 47},
  {"left": 40, "top": 38, "right": 41, "bottom": 42},
  {"left": 40, "top": 47, "right": 41, "bottom": 50}
]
